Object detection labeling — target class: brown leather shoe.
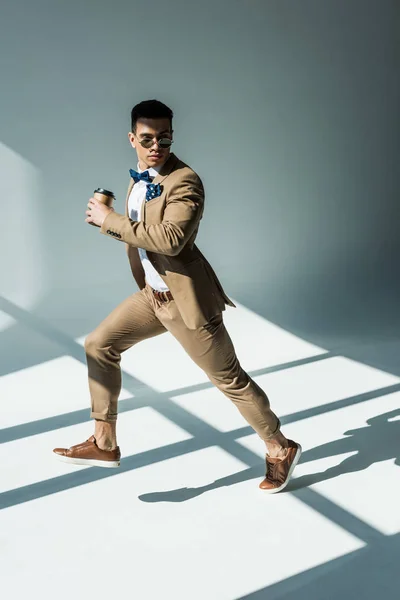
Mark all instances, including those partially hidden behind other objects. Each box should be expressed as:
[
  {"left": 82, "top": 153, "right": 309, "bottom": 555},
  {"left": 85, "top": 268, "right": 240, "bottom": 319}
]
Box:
[
  {"left": 259, "top": 439, "right": 302, "bottom": 493},
  {"left": 53, "top": 435, "right": 121, "bottom": 468}
]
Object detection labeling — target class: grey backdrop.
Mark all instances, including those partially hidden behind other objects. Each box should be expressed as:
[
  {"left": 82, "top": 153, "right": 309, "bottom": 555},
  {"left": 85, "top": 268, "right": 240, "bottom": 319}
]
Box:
[
  {"left": 1, "top": 2, "right": 400, "bottom": 596},
  {"left": 1, "top": 0, "right": 399, "bottom": 374}
]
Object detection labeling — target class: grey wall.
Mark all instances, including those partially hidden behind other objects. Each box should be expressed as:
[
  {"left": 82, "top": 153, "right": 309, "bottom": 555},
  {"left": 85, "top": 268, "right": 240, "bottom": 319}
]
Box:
[{"left": 1, "top": 0, "right": 399, "bottom": 372}]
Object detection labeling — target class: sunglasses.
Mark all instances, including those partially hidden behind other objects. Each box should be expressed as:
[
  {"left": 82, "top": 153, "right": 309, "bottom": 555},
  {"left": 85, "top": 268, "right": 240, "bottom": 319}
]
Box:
[{"left": 136, "top": 136, "right": 173, "bottom": 149}]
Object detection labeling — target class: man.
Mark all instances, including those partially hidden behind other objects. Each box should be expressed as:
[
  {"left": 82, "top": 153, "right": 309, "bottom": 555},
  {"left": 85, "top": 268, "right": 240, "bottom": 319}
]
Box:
[{"left": 53, "top": 99, "right": 301, "bottom": 493}]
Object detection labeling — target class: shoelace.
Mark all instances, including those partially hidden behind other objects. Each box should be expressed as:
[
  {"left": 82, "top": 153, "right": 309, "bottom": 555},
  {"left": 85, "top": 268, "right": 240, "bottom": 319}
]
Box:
[{"left": 266, "top": 459, "right": 277, "bottom": 481}]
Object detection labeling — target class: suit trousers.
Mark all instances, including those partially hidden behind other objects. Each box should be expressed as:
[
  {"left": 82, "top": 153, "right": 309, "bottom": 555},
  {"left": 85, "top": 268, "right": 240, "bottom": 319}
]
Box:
[{"left": 84, "top": 283, "right": 281, "bottom": 441}]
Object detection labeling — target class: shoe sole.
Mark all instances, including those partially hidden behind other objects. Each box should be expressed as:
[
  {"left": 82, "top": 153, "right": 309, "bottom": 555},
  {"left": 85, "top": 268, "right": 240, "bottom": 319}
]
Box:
[
  {"left": 55, "top": 454, "right": 121, "bottom": 468},
  {"left": 261, "top": 443, "right": 302, "bottom": 494}
]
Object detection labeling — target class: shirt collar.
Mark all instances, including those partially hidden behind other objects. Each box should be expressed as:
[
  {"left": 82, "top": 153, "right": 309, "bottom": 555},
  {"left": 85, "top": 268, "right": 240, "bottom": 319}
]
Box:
[{"left": 137, "top": 161, "right": 165, "bottom": 177}]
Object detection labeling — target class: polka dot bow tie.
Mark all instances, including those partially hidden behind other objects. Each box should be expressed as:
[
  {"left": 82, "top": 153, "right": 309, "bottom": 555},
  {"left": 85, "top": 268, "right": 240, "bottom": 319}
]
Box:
[
  {"left": 129, "top": 168, "right": 153, "bottom": 183},
  {"left": 129, "top": 168, "right": 163, "bottom": 202}
]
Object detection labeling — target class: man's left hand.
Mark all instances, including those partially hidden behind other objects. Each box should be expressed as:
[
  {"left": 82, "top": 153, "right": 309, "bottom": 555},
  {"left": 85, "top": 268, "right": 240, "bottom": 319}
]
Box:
[{"left": 85, "top": 197, "right": 114, "bottom": 227}]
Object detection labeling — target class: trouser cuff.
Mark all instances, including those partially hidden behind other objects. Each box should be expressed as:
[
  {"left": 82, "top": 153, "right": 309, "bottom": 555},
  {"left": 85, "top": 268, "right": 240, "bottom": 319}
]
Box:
[
  {"left": 90, "top": 411, "right": 117, "bottom": 422},
  {"left": 261, "top": 418, "right": 281, "bottom": 441}
]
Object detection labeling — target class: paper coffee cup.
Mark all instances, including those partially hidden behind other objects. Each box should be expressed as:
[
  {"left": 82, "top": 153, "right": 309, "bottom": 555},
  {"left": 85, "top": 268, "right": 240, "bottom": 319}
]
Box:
[
  {"left": 89, "top": 188, "right": 115, "bottom": 227},
  {"left": 93, "top": 188, "right": 115, "bottom": 207}
]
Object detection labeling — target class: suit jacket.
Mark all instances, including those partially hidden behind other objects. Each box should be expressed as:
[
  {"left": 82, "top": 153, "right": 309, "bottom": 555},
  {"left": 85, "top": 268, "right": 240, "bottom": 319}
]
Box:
[{"left": 100, "top": 152, "right": 236, "bottom": 329}]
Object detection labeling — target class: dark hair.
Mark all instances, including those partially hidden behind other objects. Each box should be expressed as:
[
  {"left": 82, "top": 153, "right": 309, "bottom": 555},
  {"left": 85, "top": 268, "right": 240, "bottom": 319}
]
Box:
[{"left": 130, "top": 99, "right": 174, "bottom": 133}]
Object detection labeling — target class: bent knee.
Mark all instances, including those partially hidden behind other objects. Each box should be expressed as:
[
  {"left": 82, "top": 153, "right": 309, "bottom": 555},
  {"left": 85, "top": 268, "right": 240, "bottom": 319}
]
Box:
[{"left": 84, "top": 330, "right": 105, "bottom": 355}]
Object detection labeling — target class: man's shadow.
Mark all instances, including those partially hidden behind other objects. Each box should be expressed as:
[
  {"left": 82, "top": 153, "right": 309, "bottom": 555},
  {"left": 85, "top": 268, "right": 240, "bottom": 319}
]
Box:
[
  {"left": 138, "top": 409, "right": 400, "bottom": 502},
  {"left": 288, "top": 408, "right": 400, "bottom": 491}
]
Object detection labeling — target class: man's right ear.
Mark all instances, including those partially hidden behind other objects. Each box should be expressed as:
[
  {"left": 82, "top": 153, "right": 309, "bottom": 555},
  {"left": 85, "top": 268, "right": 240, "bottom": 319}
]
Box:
[{"left": 128, "top": 132, "right": 136, "bottom": 148}]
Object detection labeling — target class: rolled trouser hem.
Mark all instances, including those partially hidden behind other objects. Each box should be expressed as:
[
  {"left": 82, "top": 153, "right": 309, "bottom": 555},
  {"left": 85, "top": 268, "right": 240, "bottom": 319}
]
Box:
[
  {"left": 90, "top": 411, "right": 118, "bottom": 422},
  {"left": 259, "top": 418, "right": 281, "bottom": 441}
]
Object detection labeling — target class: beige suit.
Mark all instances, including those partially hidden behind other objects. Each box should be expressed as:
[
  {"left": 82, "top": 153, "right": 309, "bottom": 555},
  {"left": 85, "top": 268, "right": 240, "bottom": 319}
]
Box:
[
  {"left": 100, "top": 153, "right": 235, "bottom": 329},
  {"left": 86, "top": 153, "right": 281, "bottom": 440}
]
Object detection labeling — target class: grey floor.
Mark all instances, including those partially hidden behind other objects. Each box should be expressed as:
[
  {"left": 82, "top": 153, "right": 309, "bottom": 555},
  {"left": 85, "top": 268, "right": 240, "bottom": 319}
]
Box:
[{"left": 1, "top": 291, "right": 399, "bottom": 600}]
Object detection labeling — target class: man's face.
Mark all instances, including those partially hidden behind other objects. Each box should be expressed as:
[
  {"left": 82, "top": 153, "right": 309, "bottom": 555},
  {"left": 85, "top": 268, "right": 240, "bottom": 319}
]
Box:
[{"left": 128, "top": 118, "right": 173, "bottom": 170}]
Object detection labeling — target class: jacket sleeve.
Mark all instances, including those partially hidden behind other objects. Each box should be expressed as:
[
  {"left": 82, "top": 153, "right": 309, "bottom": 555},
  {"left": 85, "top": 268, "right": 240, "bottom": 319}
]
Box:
[{"left": 100, "top": 172, "right": 204, "bottom": 256}]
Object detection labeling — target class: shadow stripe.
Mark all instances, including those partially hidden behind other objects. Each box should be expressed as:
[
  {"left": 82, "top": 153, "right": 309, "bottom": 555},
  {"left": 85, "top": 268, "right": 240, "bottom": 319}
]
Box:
[
  {"left": 0, "top": 428, "right": 384, "bottom": 547},
  {"left": 2, "top": 381, "right": 399, "bottom": 444},
  {"left": 0, "top": 294, "right": 388, "bottom": 548},
  {"left": 292, "top": 487, "right": 384, "bottom": 543}
]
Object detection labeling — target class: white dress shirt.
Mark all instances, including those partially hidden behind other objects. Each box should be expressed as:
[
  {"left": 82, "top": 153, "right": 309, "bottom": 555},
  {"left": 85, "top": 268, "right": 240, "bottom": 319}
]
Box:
[{"left": 127, "top": 161, "right": 170, "bottom": 292}]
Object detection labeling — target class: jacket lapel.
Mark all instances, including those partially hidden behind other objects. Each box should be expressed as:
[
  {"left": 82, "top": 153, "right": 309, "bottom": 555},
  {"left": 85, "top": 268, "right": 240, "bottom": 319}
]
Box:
[
  {"left": 141, "top": 153, "right": 179, "bottom": 221},
  {"left": 152, "top": 152, "right": 179, "bottom": 185},
  {"left": 126, "top": 152, "right": 179, "bottom": 220}
]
